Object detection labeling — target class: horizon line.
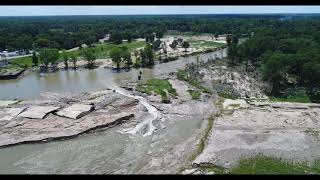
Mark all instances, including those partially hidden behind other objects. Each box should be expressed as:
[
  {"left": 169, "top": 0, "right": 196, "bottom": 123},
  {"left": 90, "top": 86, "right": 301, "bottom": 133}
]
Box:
[{"left": 0, "top": 13, "right": 320, "bottom": 17}]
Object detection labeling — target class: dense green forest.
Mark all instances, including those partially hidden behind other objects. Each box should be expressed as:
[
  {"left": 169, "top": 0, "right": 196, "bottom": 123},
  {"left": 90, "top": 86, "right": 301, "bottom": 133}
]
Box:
[
  {"left": 1, "top": 14, "right": 320, "bottom": 51},
  {"left": 226, "top": 17, "right": 320, "bottom": 102},
  {"left": 1, "top": 14, "right": 320, "bottom": 102}
]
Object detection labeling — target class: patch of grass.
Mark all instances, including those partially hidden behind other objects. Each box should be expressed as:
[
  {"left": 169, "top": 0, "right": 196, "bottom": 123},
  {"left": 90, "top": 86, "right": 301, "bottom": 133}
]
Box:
[
  {"left": 10, "top": 56, "right": 33, "bottom": 67},
  {"left": 92, "top": 41, "right": 145, "bottom": 59},
  {"left": 217, "top": 91, "right": 238, "bottom": 100},
  {"left": 190, "top": 40, "right": 225, "bottom": 49},
  {"left": 305, "top": 128, "right": 320, "bottom": 138},
  {"left": 270, "top": 95, "right": 311, "bottom": 103},
  {"left": 136, "top": 79, "right": 177, "bottom": 103},
  {"left": 228, "top": 155, "right": 320, "bottom": 175},
  {"left": 188, "top": 89, "right": 201, "bottom": 100},
  {"left": 177, "top": 69, "right": 212, "bottom": 94}
]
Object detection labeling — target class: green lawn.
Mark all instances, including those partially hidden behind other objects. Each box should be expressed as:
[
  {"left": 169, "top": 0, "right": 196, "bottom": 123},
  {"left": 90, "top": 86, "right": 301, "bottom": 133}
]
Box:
[
  {"left": 228, "top": 155, "right": 320, "bottom": 175},
  {"left": 10, "top": 56, "right": 33, "bottom": 67},
  {"left": 200, "top": 155, "right": 320, "bottom": 175},
  {"left": 85, "top": 41, "right": 145, "bottom": 59},
  {"left": 7, "top": 41, "right": 146, "bottom": 69},
  {"left": 189, "top": 40, "right": 225, "bottom": 49},
  {"left": 136, "top": 79, "right": 177, "bottom": 103},
  {"left": 270, "top": 93, "right": 312, "bottom": 103}
]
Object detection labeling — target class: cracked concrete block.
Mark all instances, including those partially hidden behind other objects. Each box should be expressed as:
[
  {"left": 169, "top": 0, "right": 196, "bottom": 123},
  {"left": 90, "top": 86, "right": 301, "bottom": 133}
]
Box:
[
  {"left": 56, "top": 104, "right": 94, "bottom": 119},
  {"left": 18, "top": 106, "right": 60, "bottom": 119}
]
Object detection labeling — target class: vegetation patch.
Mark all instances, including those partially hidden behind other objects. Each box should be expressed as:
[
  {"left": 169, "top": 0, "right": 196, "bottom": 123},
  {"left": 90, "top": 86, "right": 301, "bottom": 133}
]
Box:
[
  {"left": 305, "top": 128, "right": 320, "bottom": 138},
  {"left": 188, "top": 89, "right": 201, "bottom": 100},
  {"left": 136, "top": 79, "right": 177, "bottom": 103},
  {"left": 177, "top": 69, "right": 212, "bottom": 94},
  {"left": 227, "top": 155, "right": 320, "bottom": 175},
  {"left": 270, "top": 90, "right": 312, "bottom": 103},
  {"left": 10, "top": 56, "right": 33, "bottom": 68}
]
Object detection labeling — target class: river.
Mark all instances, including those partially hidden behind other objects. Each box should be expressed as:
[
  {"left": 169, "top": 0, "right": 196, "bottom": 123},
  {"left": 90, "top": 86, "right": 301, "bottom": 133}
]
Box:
[
  {"left": 0, "top": 49, "right": 226, "bottom": 100},
  {"left": 0, "top": 49, "right": 226, "bottom": 174}
]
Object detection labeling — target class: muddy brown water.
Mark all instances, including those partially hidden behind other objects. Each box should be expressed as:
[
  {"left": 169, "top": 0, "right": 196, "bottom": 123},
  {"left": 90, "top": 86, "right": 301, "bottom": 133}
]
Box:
[{"left": 0, "top": 49, "right": 226, "bottom": 174}]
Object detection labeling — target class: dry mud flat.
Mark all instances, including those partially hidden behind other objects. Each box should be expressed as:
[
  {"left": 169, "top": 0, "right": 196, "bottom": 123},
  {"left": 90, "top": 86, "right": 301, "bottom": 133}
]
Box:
[{"left": 192, "top": 99, "right": 320, "bottom": 172}]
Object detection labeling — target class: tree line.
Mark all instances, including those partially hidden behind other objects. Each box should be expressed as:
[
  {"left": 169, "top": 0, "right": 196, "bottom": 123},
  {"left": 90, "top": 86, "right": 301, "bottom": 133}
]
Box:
[
  {"left": 227, "top": 25, "right": 320, "bottom": 102},
  {"left": 2, "top": 14, "right": 319, "bottom": 51}
]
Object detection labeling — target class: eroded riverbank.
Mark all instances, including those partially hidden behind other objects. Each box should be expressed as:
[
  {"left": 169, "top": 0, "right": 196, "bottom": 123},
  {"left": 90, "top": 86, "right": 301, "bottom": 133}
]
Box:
[{"left": 0, "top": 49, "right": 226, "bottom": 174}]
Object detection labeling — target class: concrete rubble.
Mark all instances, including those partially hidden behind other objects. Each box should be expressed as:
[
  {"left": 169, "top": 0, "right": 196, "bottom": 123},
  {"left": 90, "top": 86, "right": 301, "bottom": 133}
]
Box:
[
  {"left": 18, "top": 106, "right": 60, "bottom": 119},
  {"left": 0, "top": 107, "right": 26, "bottom": 121},
  {"left": 0, "top": 90, "right": 141, "bottom": 147},
  {"left": 56, "top": 104, "right": 94, "bottom": 119}
]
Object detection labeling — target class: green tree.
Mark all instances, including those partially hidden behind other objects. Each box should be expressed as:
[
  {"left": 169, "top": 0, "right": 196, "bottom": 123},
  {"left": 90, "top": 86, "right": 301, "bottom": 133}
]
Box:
[
  {"left": 32, "top": 51, "right": 38, "bottom": 66},
  {"left": 82, "top": 48, "right": 96, "bottom": 68},
  {"left": 62, "top": 51, "right": 69, "bottom": 69},
  {"left": 109, "top": 47, "right": 123, "bottom": 70},
  {"left": 140, "top": 49, "right": 147, "bottom": 67},
  {"left": 123, "top": 30, "right": 132, "bottom": 43},
  {"left": 144, "top": 43, "right": 154, "bottom": 66},
  {"left": 122, "top": 48, "right": 132, "bottom": 69},
  {"left": 169, "top": 40, "right": 178, "bottom": 50},
  {"left": 39, "top": 48, "right": 60, "bottom": 70},
  {"left": 110, "top": 31, "right": 123, "bottom": 44},
  {"left": 69, "top": 53, "right": 78, "bottom": 69},
  {"left": 182, "top": 41, "right": 190, "bottom": 52}
]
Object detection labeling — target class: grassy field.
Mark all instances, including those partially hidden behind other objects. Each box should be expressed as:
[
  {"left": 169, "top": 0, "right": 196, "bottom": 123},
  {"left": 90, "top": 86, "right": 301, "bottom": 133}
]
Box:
[
  {"left": 136, "top": 79, "right": 177, "bottom": 103},
  {"left": 6, "top": 41, "right": 146, "bottom": 68},
  {"left": 189, "top": 40, "right": 225, "bottom": 49},
  {"left": 227, "top": 155, "right": 320, "bottom": 174},
  {"left": 270, "top": 93, "right": 312, "bottom": 103},
  {"left": 200, "top": 155, "right": 320, "bottom": 174},
  {"left": 10, "top": 56, "right": 33, "bottom": 68}
]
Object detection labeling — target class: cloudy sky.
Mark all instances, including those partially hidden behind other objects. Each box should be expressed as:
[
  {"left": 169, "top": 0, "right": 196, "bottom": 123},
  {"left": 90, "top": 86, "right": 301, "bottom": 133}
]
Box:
[{"left": 0, "top": 6, "right": 319, "bottom": 16}]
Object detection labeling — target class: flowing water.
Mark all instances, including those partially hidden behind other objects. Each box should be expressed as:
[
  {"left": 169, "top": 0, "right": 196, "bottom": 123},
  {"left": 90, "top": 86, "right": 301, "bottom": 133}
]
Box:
[{"left": 0, "top": 49, "right": 226, "bottom": 174}]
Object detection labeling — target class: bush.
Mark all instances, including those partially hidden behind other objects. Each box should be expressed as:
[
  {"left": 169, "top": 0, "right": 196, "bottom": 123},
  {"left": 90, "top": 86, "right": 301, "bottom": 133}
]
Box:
[{"left": 270, "top": 88, "right": 311, "bottom": 103}]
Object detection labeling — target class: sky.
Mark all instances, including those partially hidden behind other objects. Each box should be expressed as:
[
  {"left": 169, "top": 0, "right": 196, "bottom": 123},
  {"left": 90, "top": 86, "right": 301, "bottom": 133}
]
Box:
[{"left": 0, "top": 6, "right": 319, "bottom": 16}]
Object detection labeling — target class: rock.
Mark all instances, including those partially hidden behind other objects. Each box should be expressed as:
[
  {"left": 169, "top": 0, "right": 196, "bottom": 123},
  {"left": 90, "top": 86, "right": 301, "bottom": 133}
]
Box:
[
  {"left": 0, "top": 112, "right": 134, "bottom": 147},
  {"left": 222, "top": 99, "right": 249, "bottom": 110},
  {"left": 56, "top": 104, "right": 94, "bottom": 119},
  {"left": 148, "top": 95, "right": 162, "bottom": 103},
  {"left": 0, "top": 100, "right": 19, "bottom": 107},
  {"left": 193, "top": 105, "right": 320, "bottom": 169},
  {"left": 18, "top": 106, "right": 60, "bottom": 119},
  {"left": 0, "top": 107, "right": 26, "bottom": 121},
  {"left": 181, "top": 169, "right": 197, "bottom": 175}
]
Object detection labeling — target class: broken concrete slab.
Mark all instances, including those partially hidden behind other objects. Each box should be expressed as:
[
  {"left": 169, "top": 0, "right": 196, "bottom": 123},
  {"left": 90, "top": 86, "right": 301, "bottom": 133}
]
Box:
[
  {"left": 18, "top": 106, "right": 60, "bottom": 119},
  {"left": 0, "top": 107, "right": 26, "bottom": 121},
  {"left": 56, "top": 104, "right": 94, "bottom": 119},
  {"left": 0, "top": 100, "right": 19, "bottom": 107}
]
